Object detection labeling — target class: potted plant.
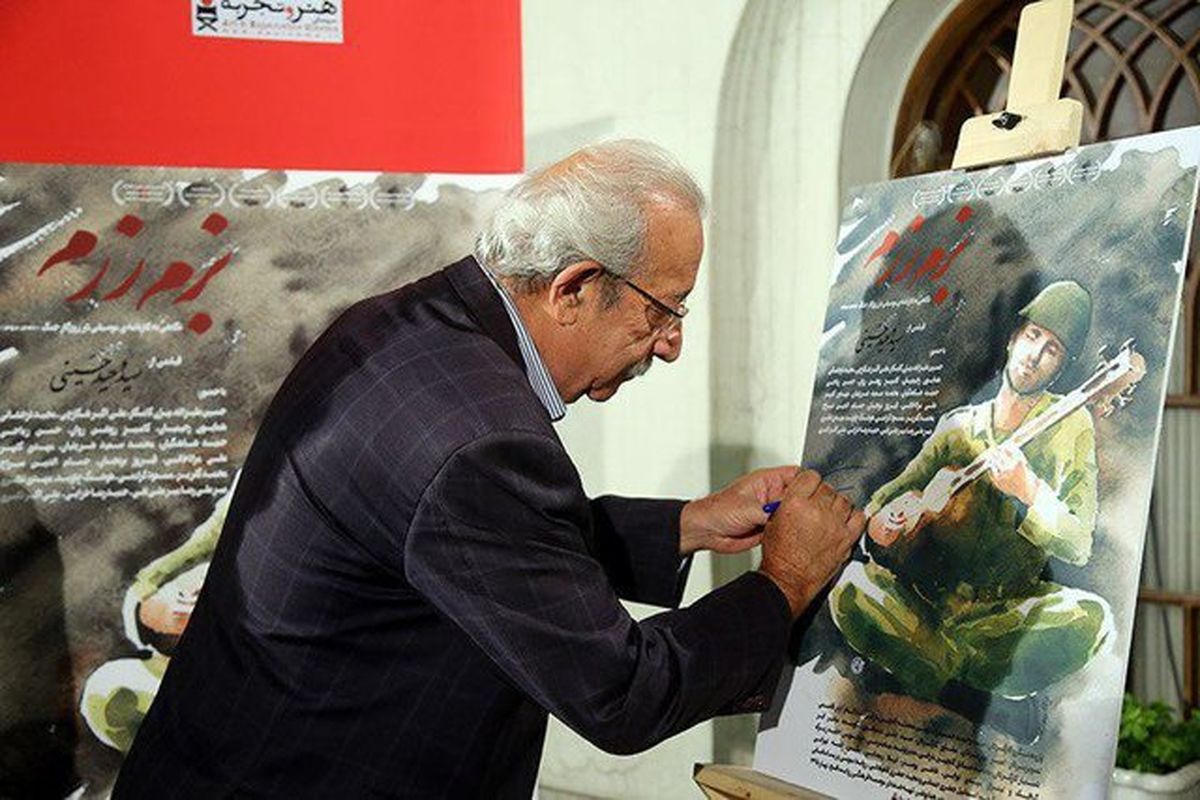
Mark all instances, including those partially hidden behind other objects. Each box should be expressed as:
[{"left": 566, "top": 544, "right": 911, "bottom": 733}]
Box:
[{"left": 1111, "top": 693, "right": 1200, "bottom": 799}]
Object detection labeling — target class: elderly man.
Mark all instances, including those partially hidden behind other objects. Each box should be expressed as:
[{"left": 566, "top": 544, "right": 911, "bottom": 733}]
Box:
[
  {"left": 831, "top": 281, "right": 1112, "bottom": 742},
  {"left": 114, "top": 140, "right": 862, "bottom": 798}
]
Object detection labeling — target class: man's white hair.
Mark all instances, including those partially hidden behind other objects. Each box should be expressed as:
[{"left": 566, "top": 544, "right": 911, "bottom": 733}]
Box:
[{"left": 475, "top": 139, "right": 706, "bottom": 295}]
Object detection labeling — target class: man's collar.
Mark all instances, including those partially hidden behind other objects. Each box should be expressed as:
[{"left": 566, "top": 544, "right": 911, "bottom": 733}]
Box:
[
  {"left": 444, "top": 256, "right": 523, "bottom": 368},
  {"left": 457, "top": 257, "right": 567, "bottom": 422}
]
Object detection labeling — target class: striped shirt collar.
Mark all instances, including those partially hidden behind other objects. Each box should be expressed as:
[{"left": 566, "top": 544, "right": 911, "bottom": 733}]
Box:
[{"left": 478, "top": 262, "right": 567, "bottom": 422}]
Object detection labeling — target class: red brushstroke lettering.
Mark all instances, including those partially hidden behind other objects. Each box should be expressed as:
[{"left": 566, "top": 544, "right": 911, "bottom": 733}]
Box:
[
  {"left": 928, "top": 237, "right": 972, "bottom": 282},
  {"left": 116, "top": 215, "right": 145, "bottom": 238},
  {"left": 101, "top": 260, "right": 146, "bottom": 301},
  {"left": 863, "top": 205, "right": 976, "bottom": 304},
  {"left": 38, "top": 230, "right": 98, "bottom": 275},
  {"left": 883, "top": 254, "right": 920, "bottom": 286},
  {"left": 201, "top": 213, "right": 228, "bottom": 236},
  {"left": 863, "top": 231, "right": 899, "bottom": 270},
  {"left": 909, "top": 247, "right": 946, "bottom": 285},
  {"left": 136, "top": 261, "right": 194, "bottom": 309},
  {"left": 186, "top": 312, "right": 213, "bottom": 334},
  {"left": 39, "top": 214, "right": 235, "bottom": 334},
  {"left": 174, "top": 252, "right": 233, "bottom": 304}
]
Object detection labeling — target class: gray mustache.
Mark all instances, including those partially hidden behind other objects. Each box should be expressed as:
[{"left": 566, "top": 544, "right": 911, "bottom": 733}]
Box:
[{"left": 624, "top": 357, "right": 653, "bottom": 381}]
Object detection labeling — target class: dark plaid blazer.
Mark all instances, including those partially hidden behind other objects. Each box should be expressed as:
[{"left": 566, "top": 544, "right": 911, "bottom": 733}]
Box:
[{"left": 113, "top": 257, "right": 791, "bottom": 799}]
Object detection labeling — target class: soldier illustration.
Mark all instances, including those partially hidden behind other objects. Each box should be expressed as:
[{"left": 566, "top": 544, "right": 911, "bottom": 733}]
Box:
[
  {"left": 830, "top": 281, "right": 1116, "bottom": 743},
  {"left": 80, "top": 481, "right": 233, "bottom": 752}
]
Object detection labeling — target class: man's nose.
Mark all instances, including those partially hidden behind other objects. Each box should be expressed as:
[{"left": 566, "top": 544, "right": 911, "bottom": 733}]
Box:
[{"left": 654, "top": 325, "right": 683, "bottom": 362}]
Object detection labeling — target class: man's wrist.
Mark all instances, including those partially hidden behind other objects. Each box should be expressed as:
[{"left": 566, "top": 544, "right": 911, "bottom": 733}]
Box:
[
  {"left": 678, "top": 499, "right": 707, "bottom": 556},
  {"left": 757, "top": 567, "right": 808, "bottom": 619}
]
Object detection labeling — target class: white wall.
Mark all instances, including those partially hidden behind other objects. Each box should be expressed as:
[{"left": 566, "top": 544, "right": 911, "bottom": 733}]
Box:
[
  {"left": 710, "top": 0, "right": 896, "bottom": 495},
  {"left": 706, "top": 0, "right": 899, "bottom": 768},
  {"left": 522, "top": 1, "right": 746, "bottom": 797}
]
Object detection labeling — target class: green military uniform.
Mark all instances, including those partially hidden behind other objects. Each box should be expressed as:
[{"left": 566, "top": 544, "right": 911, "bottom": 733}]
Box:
[
  {"left": 830, "top": 395, "right": 1113, "bottom": 700},
  {"left": 80, "top": 485, "right": 232, "bottom": 752}
]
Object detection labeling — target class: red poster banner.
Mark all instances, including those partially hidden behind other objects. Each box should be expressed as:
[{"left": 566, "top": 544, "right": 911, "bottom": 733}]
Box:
[{"left": 0, "top": 1, "right": 523, "bottom": 173}]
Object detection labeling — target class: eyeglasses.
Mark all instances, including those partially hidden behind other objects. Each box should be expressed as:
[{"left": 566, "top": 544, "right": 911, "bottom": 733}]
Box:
[{"left": 604, "top": 270, "right": 688, "bottom": 334}]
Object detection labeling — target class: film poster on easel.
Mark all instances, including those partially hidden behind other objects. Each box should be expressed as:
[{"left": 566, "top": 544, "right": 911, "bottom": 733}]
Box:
[{"left": 755, "top": 127, "right": 1200, "bottom": 799}]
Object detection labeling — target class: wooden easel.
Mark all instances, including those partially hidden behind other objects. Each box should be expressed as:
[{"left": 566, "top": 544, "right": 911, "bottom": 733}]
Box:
[
  {"left": 694, "top": 0, "right": 1081, "bottom": 796},
  {"left": 951, "top": 0, "right": 1081, "bottom": 170},
  {"left": 693, "top": 764, "right": 829, "bottom": 800}
]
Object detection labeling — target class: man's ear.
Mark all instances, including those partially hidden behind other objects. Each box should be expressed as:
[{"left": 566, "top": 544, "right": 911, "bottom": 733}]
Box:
[{"left": 546, "top": 260, "right": 605, "bottom": 325}]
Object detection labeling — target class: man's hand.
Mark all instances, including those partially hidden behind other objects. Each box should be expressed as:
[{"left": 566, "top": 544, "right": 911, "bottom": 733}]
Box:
[
  {"left": 867, "top": 490, "right": 921, "bottom": 547},
  {"left": 758, "top": 469, "right": 865, "bottom": 618},
  {"left": 137, "top": 585, "right": 197, "bottom": 637},
  {"left": 679, "top": 465, "right": 800, "bottom": 556},
  {"left": 987, "top": 444, "right": 1039, "bottom": 506}
]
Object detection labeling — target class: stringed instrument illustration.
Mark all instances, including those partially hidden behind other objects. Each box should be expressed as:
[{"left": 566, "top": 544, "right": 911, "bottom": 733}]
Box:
[{"left": 876, "top": 339, "right": 1147, "bottom": 541}]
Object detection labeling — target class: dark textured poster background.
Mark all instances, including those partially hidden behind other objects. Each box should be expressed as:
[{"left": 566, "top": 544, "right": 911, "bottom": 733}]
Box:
[
  {"left": 756, "top": 128, "right": 1200, "bottom": 799},
  {"left": 0, "top": 162, "right": 507, "bottom": 797}
]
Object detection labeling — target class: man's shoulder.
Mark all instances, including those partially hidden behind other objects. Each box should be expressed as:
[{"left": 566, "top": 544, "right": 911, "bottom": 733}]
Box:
[
  {"left": 320, "top": 323, "right": 543, "bottom": 435},
  {"left": 309, "top": 263, "right": 536, "bottom": 407},
  {"left": 267, "top": 260, "right": 553, "bottom": 468},
  {"left": 328, "top": 265, "right": 483, "bottom": 359},
  {"left": 255, "top": 263, "right": 561, "bottom": 540}
]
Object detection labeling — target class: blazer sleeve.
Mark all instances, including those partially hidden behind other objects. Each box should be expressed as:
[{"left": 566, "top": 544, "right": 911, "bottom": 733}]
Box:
[
  {"left": 588, "top": 495, "right": 690, "bottom": 609},
  {"left": 404, "top": 430, "right": 791, "bottom": 755}
]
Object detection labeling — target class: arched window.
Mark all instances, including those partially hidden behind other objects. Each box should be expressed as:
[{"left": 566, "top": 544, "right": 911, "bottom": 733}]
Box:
[{"left": 894, "top": 0, "right": 1200, "bottom": 404}]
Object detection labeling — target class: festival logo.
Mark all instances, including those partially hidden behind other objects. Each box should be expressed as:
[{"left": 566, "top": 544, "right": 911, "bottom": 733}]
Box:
[{"left": 191, "top": 0, "right": 344, "bottom": 44}]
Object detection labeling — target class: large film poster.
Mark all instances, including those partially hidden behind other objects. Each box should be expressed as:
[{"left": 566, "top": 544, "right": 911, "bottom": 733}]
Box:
[
  {"left": 755, "top": 128, "right": 1200, "bottom": 799},
  {"left": 0, "top": 163, "right": 509, "bottom": 797}
]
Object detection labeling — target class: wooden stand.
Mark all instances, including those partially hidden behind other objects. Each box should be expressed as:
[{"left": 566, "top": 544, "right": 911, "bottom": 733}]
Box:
[
  {"left": 693, "top": 0, "right": 1081, "bottom": 796},
  {"left": 693, "top": 764, "right": 829, "bottom": 800},
  {"left": 951, "top": 0, "right": 1080, "bottom": 170}
]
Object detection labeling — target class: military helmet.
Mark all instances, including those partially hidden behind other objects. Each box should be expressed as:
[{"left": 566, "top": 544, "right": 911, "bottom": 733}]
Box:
[{"left": 1018, "top": 280, "right": 1092, "bottom": 356}]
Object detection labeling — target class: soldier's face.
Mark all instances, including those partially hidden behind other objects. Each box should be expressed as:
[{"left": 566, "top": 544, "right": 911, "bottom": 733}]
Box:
[{"left": 1005, "top": 322, "right": 1067, "bottom": 395}]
